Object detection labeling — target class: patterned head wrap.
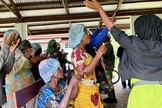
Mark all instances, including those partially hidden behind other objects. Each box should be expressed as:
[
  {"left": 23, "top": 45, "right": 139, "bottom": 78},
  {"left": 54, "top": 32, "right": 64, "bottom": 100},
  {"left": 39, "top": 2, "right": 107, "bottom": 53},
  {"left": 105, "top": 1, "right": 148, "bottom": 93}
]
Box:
[
  {"left": 39, "top": 58, "right": 60, "bottom": 83},
  {"left": 68, "top": 24, "right": 85, "bottom": 48},
  {"left": 31, "top": 43, "right": 42, "bottom": 55}
]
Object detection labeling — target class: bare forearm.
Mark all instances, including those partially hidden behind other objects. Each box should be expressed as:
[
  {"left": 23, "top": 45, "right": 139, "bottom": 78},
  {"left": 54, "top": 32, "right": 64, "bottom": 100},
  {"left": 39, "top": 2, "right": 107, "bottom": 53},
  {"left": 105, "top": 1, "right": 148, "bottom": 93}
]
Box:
[
  {"left": 98, "top": 7, "right": 114, "bottom": 31},
  {"left": 70, "top": 84, "right": 78, "bottom": 99},
  {"left": 58, "top": 85, "right": 73, "bottom": 108},
  {"left": 83, "top": 55, "right": 100, "bottom": 75}
]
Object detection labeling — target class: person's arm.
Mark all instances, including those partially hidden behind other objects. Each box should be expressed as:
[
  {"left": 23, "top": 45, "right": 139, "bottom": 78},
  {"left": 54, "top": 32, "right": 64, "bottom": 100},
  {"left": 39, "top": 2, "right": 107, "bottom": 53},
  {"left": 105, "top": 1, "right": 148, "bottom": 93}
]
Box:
[
  {"left": 70, "top": 83, "right": 78, "bottom": 99},
  {"left": 3, "top": 52, "right": 15, "bottom": 75},
  {"left": 0, "top": 44, "right": 10, "bottom": 71},
  {"left": 58, "top": 84, "right": 73, "bottom": 108},
  {"left": 58, "top": 74, "right": 82, "bottom": 108},
  {"left": 88, "top": 27, "right": 108, "bottom": 49},
  {"left": 84, "top": 0, "right": 132, "bottom": 48},
  {"left": 84, "top": 0, "right": 114, "bottom": 31},
  {"left": 3, "top": 38, "right": 21, "bottom": 75},
  {"left": 72, "top": 44, "right": 106, "bottom": 76},
  {"left": 90, "top": 27, "right": 100, "bottom": 39}
]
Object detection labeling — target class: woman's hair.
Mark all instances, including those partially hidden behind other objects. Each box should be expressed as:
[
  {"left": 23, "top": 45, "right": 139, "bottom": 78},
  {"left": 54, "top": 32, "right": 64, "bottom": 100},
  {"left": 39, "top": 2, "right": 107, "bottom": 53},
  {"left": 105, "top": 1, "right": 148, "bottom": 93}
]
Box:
[{"left": 134, "top": 14, "right": 162, "bottom": 41}]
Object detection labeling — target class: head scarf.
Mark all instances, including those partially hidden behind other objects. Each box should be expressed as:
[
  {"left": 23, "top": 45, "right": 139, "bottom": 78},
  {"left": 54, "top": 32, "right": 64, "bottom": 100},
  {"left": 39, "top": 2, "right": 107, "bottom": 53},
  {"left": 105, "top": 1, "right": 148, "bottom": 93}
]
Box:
[
  {"left": 39, "top": 58, "right": 60, "bottom": 83},
  {"left": 18, "top": 40, "right": 31, "bottom": 53},
  {"left": 68, "top": 24, "right": 85, "bottom": 48},
  {"left": 46, "top": 39, "right": 57, "bottom": 54},
  {"left": 31, "top": 43, "right": 42, "bottom": 55}
]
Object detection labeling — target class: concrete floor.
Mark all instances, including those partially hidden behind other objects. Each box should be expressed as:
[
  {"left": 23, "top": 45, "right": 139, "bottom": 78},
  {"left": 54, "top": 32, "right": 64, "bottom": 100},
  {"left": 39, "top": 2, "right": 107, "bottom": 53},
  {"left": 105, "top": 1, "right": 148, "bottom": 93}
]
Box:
[{"left": 103, "top": 84, "right": 131, "bottom": 108}]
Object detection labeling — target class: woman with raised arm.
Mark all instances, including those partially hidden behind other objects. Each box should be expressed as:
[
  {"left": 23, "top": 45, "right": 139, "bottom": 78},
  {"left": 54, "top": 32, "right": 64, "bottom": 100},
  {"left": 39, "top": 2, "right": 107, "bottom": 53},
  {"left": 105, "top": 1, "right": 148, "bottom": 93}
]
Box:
[
  {"left": 84, "top": 0, "right": 162, "bottom": 108},
  {"left": 69, "top": 24, "right": 107, "bottom": 108}
]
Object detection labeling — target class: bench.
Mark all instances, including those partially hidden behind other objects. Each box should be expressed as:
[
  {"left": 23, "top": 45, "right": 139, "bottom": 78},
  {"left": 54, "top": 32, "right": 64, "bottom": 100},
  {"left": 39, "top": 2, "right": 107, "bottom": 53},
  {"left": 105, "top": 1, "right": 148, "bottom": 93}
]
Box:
[{"left": 13, "top": 79, "right": 45, "bottom": 108}]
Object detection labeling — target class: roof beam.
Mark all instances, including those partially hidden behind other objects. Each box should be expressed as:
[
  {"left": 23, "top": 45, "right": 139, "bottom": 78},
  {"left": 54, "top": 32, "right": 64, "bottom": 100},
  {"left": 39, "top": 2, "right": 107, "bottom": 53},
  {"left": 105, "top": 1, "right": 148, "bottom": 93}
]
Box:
[
  {"left": 27, "top": 27, "right": 32, "bottom": 35},
  {"left": 62, "top": 0, "right": 72, "bottom": 27},
  {"left": 0, "top": 0, "right": 21, "bottom": 20},
  {"left": 8, "top": 0, "right": 22, "bottom": 19},
  {"left": 0, "top": 0, "right": 161, "bottom": 12},
  {"left": 0, "top": 0, "right": 160, "bottom": 12},
  {"left": 0, "top": 24, "right": 129, "bottom": 37},
  {"left": 29, "top": 24, "right": 130, "bottom": 35},
  {"left": 0, "top": 17, "right": 130, "bottom": 28},
  {"left": 0, "top": 8, "right": 161, "bottom": 24},
  {"left": 23, "top": 8, "right": 162, "bottom": 22}
]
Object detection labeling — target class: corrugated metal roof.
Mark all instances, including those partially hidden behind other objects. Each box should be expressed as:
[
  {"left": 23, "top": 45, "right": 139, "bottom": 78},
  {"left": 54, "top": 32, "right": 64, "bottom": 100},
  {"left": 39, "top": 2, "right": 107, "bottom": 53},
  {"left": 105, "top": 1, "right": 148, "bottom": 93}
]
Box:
[{"left": 0, "top": 0, "right": 161, "bottom": 36}]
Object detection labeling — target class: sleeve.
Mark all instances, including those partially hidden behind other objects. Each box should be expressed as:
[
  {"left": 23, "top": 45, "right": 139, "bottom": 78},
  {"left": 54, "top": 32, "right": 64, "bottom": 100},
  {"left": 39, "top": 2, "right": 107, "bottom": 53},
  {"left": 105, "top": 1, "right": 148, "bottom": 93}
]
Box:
[
  {"left": 71, "top": 49, "right": 86, "bottom": 68},
  {"left": 110, "top": 26, "right": 133, "bottom": 49},
  {"left": 90, "top": 27, "right": 100, "bottom": 39},
  {"left": 3, "top": 52, "right": 15, "bottom": 75},
  {"left": 0, "top": 44, "right": 10, "bottom": 71},
  {"left": 88, "top": 27, "right": 108, "bottom": 49}
]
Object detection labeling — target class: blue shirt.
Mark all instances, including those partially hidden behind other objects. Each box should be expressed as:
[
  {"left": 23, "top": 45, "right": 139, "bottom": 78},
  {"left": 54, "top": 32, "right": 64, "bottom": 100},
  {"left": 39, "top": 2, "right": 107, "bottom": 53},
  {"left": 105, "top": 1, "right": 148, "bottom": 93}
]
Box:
[
  {"left": 34, "top": 80, "right": 67, "bottom": 108},
  {"left": 85, "top": 27, "right": 108, "bottom": 57}
]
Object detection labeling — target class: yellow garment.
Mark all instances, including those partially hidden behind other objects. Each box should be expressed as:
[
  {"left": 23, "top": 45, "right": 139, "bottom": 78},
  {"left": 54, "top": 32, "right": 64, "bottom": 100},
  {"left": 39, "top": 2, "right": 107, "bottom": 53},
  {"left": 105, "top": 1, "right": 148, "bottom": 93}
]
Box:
[
  {"left": 127, "top": 78, "right": 162, "bottom": 108},
  {"left": 71, "top": 49, "right": 104, "bottom": 108},
  {"left": 74, "top": 83, "right": 103, "bottom": 108}
]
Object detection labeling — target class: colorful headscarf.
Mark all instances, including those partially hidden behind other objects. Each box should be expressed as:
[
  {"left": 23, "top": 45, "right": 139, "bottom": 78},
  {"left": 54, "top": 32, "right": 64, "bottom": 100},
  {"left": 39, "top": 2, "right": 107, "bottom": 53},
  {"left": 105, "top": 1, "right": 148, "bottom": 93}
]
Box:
[
  {"left": 68, "top": 24, "right": 85, "bottom": 48},
  {"left": 39, "top": 58, "right": 60, "bottom": 83}
]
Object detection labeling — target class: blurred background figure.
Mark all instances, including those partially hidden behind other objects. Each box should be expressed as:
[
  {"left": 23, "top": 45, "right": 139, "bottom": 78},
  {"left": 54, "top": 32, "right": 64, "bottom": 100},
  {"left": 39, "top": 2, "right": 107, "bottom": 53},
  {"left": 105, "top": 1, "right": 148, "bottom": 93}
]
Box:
[
  {"left": 30, "top": 43, "right": 43, "bottom": 81},
  {"left": 117, "top": 46, "right": 131, "bottom": 89}
]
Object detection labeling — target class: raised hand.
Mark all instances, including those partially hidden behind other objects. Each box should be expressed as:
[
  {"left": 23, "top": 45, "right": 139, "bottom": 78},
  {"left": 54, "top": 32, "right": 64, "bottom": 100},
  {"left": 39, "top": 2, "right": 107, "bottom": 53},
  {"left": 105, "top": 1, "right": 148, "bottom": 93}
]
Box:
[
  {"left": 10, "top": 38, "right": 21, "bottom": 53},
  {"left": 69, "top": 74, "right": 82, "bottom": 87},
  {"left": 3, "top": 32, "right": 16, "bottom": 45},
  {"left": 96, "top": 43, "right": 107, "bottom": 58},
  {"left": 98, "top": 18, "right": 103, "bottom": 28},
  {"left": 84, "top": 0, "right": 102, "bottom": 11}
]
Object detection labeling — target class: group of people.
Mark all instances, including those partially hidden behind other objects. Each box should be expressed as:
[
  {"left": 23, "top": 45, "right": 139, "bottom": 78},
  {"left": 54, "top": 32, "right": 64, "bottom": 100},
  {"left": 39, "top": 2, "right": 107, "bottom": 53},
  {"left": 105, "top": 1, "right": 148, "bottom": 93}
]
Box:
[{"left": 0, "top": 0, "right": 162, "bottom": 108}]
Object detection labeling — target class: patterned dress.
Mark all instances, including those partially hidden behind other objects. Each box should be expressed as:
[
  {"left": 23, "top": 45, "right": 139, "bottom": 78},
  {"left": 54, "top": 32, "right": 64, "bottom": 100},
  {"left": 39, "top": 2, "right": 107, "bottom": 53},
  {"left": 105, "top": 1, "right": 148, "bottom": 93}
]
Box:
[
  {"left": 5, "top": 66, "right": 35, "bottom": 108},
  {"left": 34, "top": 80, "right": 67, "bottom": 108},
  {"left": 71, "top": 49, "right": 104, "bottom": 108}
]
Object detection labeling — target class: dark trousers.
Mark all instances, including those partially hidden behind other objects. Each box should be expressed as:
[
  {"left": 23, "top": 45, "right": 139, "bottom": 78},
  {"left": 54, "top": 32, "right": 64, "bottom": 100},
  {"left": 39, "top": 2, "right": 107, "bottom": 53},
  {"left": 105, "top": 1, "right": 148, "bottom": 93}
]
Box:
[{"left": 122, "top": 79, "right": 131, "bottom": 87}]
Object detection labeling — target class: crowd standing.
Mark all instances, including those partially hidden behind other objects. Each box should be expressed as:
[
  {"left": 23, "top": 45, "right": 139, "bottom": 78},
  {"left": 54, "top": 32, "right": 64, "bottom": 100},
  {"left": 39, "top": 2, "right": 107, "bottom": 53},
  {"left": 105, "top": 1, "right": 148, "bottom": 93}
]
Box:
[{"left": 0, "top": 0, "right": 161, "bottom": 108}]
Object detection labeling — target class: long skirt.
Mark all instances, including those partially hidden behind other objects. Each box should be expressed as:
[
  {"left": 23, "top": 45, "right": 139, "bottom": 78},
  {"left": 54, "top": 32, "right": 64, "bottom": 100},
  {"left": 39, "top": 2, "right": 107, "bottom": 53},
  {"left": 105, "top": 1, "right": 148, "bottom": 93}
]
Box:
[{"left": 74, "top": 83, "right": 104, "bottom": 108}]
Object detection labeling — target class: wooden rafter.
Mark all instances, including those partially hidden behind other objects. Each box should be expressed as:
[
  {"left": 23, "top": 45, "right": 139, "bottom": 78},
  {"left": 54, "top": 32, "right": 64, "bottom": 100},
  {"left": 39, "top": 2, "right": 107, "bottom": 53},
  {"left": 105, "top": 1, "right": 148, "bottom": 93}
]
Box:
[
  {"left": 0, "top": 8, "right": 161, "bottom": 24},
  {"left": 0, "top": 0, "right": 161, "bottom": 12},
  {"left": 27, "top": 27, "right": 32, "bottom": 36},
  {"left": 0, "top": 0, "right": 21, "bottom": 20},
  {"left": 62, "top": 0, "right": 72, "bottom": 27},
  {"left": 8, "top": 0, "right": 22, "bottom": 19},
  {"left": 0, "top": 24, "right": 130, "bottom": 37}
]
